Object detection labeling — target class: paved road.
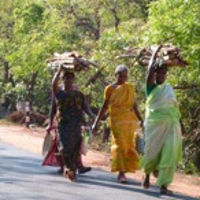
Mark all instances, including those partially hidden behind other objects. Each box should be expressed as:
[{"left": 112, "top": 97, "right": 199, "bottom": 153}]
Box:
[{"left": 0, "top": 142, "right": 197, "bottom": 200}]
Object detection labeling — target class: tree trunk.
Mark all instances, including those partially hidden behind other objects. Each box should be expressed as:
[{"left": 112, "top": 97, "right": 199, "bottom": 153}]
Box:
[
  {"left": 3, "top": 61, "right": 9, "bottom": 83},
  {"left": 26, "top": 72, "right": 38, "bottom": 111}
]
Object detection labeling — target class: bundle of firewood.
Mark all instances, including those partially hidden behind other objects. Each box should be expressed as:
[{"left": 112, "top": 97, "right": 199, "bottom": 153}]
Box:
[
  {"left": 47, "top": 51, "right": 99, "bottom": 71},
  {"left": 117, "top": 44, "right": 188, "bottom": 67}
]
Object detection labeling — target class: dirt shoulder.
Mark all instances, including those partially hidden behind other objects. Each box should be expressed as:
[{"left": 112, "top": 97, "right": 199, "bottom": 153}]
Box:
[{"left": 0, "top": 124, "right": 199, "bottom": 198}]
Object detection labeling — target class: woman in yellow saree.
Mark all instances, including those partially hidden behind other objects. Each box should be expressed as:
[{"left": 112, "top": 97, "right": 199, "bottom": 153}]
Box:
[{"left": 92, "top": 65, "right": 143, "bottom": 183}]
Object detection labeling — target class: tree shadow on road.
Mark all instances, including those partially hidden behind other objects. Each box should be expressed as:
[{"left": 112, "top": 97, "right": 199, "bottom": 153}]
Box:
[{"left": 0, "top": 154, "right": 59, "bottom": 176}]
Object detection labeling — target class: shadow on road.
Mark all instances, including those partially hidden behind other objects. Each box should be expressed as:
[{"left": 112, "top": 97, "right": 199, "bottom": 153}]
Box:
[
  {"left": 77, "top": 169, "right": 197, "bottom": 200},
  {"left": 0, "top": 143, "right": 198, "bottom": 200},
  {"left": 0, "top": 155, "right": 51, "bottom": 175}
]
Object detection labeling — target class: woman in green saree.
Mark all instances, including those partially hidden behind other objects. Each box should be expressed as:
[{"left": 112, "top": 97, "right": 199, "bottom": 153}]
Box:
[{"left": 141, "top": 46, "right": 182, "bottom": 194}]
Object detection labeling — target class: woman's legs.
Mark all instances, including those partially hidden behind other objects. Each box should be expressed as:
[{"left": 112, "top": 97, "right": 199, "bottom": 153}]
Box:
[
  {"left": 160, "top": 185, "right": 173, "bottom": 195},
  {"left": 141, "top": 152, "right": 160, "bottom": 189},
  {"left": 77, "top": 151, "right": 91, "bottom": 174},
  {"left": 142, "top": 173, "right": 150, "bottom": 189},
  {"left": 157, "top": 131, "right": 181, "bottom": 193},
  {"left": 66, "top": 138, "right": 82, "bottom": 181},
  {"left": 58, "top": 125, "right": 82, "bottom": 181},
  {"left": 157, "top": 167, "right": 175, "bottom": 194},
  {"left": 118, "top": 171, "right": 127, "bottom": 183},
  {"left": 76, "top": 137, "right": 92, "bottom": 174},
  {"left": 61, "top": 152, "right": 78, "bottom": 181}
]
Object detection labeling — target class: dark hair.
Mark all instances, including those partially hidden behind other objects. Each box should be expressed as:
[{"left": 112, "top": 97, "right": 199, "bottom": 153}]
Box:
[
  {"left": 155, "top": 64, "right": 167, "bottom": 72},
  {"left": 63, "top": 71, "right": 75, "bottom": 79}
]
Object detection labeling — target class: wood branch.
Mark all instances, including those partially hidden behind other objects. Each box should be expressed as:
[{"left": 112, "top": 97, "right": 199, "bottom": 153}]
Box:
[
  {"left": 47, "top": 51, "right": 99, "bottom": 72},
  {"left": 76, "top": 20, "right": 95, "bottom": 31},
  {"left": 99, "top": 76, "right": 109, "bottom": 87},
  {"left": 25, "top": 72, "right": 38, "bottom": 110},
  {"left": 193, "top": 104, "right": 200, "bottom": 119},
  {"left": 68, "top": 4, "right": 79, "bottom": 19},
  {"left": 2, "top": 60, "right": 16, "bottom": 87},
  {"left": 75, "top": 18, "right": 100, "bottom": 40},
  {"left": 9, "top": 74, "right": 15, "bottom": 87},
  {"left": 86, "top": 60, "right": 100, "bottom": 68},
  {"left": 85, "top": 71, "right": 101, "bottom": 87},
  {"left": 183, "top": 102, "right": 200, "bottom": 138},
  {"left": 115, "top": 54, "right": 136, "bottom": 59},
  {"left": 85, "top": 67, "right": 104, "bottom": 86},
  {"left": 109, "top": 5, "right": 120, "bottom": 31},
  {"left": 117, "top": 44, "right": 188, "bottom": 68},
  {"left": 180, "top": 119, "right": 186, "bottom": 135},
  {"left": 94, "top": 16, "right": 101, "bottom": 40},
  {"left": 173, "top": 84, "right": 200, "bottom": 90},
  {"left": 68, "top": 2, "right": 101, "bottom": 40},
  {"left": 4, "top": 61, "right": 9, "bottom": 83}
]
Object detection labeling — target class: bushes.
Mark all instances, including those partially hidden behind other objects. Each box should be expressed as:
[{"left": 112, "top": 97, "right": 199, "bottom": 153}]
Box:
[
  {"left": 8, "top": 111, "right": 47, "bottom": 126},
  {"left": 8, "top": 111, "right": 24, "bottom": 123}
]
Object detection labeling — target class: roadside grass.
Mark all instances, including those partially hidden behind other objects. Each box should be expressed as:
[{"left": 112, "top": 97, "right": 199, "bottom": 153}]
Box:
[{"left": 0, "top": 118, "right": 17, "bottom": 125}]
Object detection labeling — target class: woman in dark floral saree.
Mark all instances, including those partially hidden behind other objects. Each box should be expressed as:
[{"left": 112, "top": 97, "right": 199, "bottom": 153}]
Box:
[{"left": 52, "top": 66, "right": 94, "bottom": 181}]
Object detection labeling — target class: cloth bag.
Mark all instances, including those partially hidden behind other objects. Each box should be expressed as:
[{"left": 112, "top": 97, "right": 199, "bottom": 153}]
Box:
[
  {"left": 42, "top": 131, "right": 61, "bottom": 166},
  {"left": 42, "top": 133, "right": 53, "bottom": 157},
  {"left": 136, "top": 131, "right": 145, "bottom": 155},
  {"left": 80, "top": 126, "right": 92, "bottom": 155}
]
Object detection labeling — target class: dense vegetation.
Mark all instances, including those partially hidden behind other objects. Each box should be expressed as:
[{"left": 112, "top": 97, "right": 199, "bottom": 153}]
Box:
[{"left": 0, "top": 0, "right": 200, "bottom": 174}]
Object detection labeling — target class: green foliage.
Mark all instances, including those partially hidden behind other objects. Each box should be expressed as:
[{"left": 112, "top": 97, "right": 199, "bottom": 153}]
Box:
[{"left": 14, "top": 3, "right": 44, "bottom": 34}]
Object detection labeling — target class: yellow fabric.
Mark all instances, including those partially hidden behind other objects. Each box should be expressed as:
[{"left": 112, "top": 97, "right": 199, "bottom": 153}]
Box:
[{"left": 104, "top": 82, "right": 139, "bottom": 172}]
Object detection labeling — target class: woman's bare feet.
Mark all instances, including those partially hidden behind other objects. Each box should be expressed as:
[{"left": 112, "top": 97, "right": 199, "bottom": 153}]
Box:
[
  {"left": 160, "top": 185, "right": 173, "bottom": 195},
  {"left": 142, "top": 174, "right": 150, "bottom": 189},
  {"left": 63, "top": 167, "right": 76, "bottom": 181},
  {"left": 153, "top": 170, "right": 159, "bottom": 178},
  {"left": 68, "top": 170, "right": 76, "bottom": 181},
  {"left": 118, "top": 172, "right": 127, "bottom": 184},
  {"left": 63, "top": 168, "right": 68, "bottom": 178}
]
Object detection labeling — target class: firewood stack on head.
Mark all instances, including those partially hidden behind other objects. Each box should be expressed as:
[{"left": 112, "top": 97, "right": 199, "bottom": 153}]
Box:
[
  {"left": 117, "top": 44, "right": 188, "bottom": 68},
  {"left": 47, "top": 51, "right": 93, "bottom": 72}
]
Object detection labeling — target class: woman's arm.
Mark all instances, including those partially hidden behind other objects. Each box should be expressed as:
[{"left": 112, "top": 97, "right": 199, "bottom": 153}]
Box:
[
  {"left": 52, "top": 65, "right": 62, "bottom": 96},
  {"left": 83, "top": 98, "right": 96, "bottom": 119},
  {"left": 133, "top": 102, "right": 143, "bottom": 128},
  {"left": 92, "top": 100, "right": 109, "bottom": 133},
  {"left": 46, "top": 98, "right": 57, "bottom": 133},
  {"left": 146, "top": 45, "right": 163, "bottom": 88}
]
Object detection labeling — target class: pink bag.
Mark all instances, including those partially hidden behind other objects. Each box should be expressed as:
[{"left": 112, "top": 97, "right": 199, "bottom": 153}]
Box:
[{"left": 42, "top": 129, "right": 62, "bottom": 167}]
